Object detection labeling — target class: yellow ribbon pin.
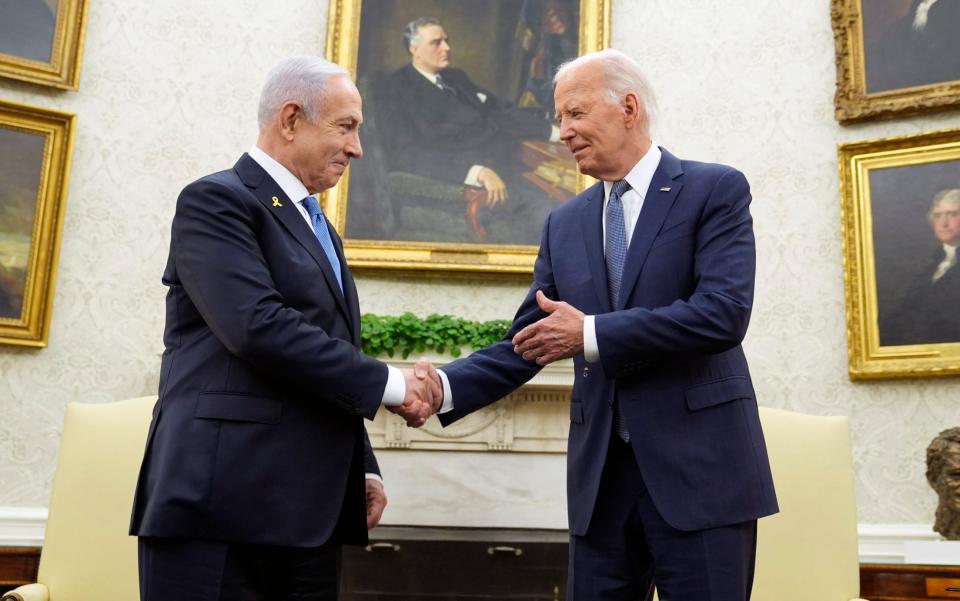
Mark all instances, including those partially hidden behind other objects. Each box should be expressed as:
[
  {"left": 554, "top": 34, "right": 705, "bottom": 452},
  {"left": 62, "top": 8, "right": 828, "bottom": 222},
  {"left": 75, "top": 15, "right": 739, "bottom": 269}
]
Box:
[{"left": 272, "top": 196, "right": 282, "bottom": 207}]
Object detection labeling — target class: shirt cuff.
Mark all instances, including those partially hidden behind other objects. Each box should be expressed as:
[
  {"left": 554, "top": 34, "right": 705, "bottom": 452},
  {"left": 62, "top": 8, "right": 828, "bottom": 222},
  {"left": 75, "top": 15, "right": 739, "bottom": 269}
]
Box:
[
  {"left": 365, "top": 473, "right": 384, "bottom": 484},
  {"left": 465, "top": 164, "right": 485, "bottom": 187},
  {"left": 549, "top": 125, "right": 561, "bottom": 143},
  {"left": 436, "top": 369, "right": 454, "bottom": 414},
  {"left": 380, "top": 365, "right": 405, "bottom": 407},
  {"left": 583, "top": 315, "right": 599, "bottom": 363}
]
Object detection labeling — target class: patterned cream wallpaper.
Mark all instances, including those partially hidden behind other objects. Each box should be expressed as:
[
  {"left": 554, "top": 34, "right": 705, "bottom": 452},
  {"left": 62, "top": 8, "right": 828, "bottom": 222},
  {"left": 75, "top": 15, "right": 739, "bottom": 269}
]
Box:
[{"left": 1, "top": 0, "right": 959, "bottom": 528}]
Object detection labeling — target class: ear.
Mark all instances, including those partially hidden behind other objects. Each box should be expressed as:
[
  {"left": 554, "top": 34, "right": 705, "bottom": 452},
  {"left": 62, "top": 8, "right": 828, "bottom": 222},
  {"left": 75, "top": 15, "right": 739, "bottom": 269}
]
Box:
[
  {"left": 622, "top": 91, "right": 643, "bottom": 130},
  {"left": 278, "top": 101, "right": 302, "bottom": 141}
]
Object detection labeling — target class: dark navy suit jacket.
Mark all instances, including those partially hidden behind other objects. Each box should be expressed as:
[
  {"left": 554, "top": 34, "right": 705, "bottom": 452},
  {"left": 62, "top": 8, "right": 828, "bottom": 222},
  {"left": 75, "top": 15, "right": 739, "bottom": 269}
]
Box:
[
  {"left": 440, "top": 148, "right": 778, "bottom": 535},
  {"left": 130, "top": 154, "right": 386, "bottom": 547}
]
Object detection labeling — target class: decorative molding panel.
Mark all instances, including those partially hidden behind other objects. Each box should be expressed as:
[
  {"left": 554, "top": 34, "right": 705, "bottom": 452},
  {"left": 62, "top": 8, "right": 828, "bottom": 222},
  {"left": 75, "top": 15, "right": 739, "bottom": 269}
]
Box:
[
  {"left": 369, "top": 359, "right": 573, "bottom": 453},
  {"left": 0, "top": 508, "right": 45, "bottom": 547}
]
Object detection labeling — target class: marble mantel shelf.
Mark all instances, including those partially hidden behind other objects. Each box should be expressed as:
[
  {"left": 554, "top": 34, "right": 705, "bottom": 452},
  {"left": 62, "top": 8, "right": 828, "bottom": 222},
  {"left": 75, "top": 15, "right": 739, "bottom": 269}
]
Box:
[{"left": 370, "top": 357, "right": 575, "bottom": 453}]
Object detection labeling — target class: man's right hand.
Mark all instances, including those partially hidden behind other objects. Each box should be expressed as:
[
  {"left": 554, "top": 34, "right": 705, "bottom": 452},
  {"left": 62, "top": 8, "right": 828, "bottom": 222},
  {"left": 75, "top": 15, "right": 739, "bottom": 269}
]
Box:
[
  {"left": 390, "top": 358, "right": 443, "bottom": 427},
  {"left": 477, "top": 167, "right": 508, "bottom": 205}
]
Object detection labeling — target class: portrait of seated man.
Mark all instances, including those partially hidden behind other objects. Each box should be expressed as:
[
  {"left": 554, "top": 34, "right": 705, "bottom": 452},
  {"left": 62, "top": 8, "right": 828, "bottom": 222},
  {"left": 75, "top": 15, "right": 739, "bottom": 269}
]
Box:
[
  {"left": 927, "top": 427, "right": 960, "bottom": 540},
  {"left": 347, "top": 9, "right": 579, "bottom": 246},
  {"left": 863, "top": 0, "right": 960, "bottom": 93},
  {"left": 880, "top": 188, "right": 960, "bottom": 346}
]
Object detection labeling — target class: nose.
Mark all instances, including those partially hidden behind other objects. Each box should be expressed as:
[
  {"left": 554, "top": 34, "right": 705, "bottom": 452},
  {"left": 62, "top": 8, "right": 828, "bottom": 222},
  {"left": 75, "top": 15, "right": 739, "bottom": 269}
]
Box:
[
  {"left": 559, "top": 116, "right": 574, "bottom": 142},
  {"left": 347, "top": 130, "right": 362, "bottom": 159},
  {"left": 441, "top": 40, "right": 450, "bottom": 52}
]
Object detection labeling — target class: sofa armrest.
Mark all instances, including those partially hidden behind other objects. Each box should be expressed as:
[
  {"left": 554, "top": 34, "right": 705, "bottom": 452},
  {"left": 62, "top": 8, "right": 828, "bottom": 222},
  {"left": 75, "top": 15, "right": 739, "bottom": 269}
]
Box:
[{"left": 1, "top": 583, "right": 49, "bottom": 601}]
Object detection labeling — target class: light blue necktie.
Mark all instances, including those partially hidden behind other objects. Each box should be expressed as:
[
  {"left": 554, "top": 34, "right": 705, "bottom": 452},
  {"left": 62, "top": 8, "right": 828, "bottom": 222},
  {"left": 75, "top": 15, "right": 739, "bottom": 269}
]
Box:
[
  {"left": 301, "top": 195, "right": 343, "bottom": 294},
  {"left": 605, "top": 179, "right": 631, "bottom": 442}
]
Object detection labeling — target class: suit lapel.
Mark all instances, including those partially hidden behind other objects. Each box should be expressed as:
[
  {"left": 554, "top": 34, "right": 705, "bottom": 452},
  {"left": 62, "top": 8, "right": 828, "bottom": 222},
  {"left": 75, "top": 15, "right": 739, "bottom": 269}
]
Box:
[
  {"left": 234, "top": 154, "right": 353, "bottom": 328},
  {"left": 617, "top": 149, "right": 684, "bottom": 310},
  {"left": 330, "top": 225, "right": 362, "bottom": 344},
  {"left": 579, "top": 182, "right": 612, "bottom": 313}
]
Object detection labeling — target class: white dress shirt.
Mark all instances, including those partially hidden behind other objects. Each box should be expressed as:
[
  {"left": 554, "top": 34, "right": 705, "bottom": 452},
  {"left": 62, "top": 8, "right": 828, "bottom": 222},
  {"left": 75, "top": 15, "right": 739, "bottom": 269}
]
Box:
[
  {"left": 583, "top": 143, "right": 663, "bottom": 363},
  {"left": 932, "top": 242, "right": 957, "bottom": 282}
]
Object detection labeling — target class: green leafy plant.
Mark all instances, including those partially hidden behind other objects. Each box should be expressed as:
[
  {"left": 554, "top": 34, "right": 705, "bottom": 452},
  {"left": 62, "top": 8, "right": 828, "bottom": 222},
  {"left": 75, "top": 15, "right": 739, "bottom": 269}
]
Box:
[{"left": 360, "top": 313, "right": 511, "bottom": 359}]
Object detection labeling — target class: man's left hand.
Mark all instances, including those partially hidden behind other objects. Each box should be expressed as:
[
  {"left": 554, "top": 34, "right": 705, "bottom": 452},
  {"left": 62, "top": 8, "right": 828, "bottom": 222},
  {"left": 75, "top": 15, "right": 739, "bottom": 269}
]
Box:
[
  {"left": 512, "top": 290, "right": 584, "bottom": 365},
  {"left": 366, "top": 479, "right": 387, "bottom": 529}
]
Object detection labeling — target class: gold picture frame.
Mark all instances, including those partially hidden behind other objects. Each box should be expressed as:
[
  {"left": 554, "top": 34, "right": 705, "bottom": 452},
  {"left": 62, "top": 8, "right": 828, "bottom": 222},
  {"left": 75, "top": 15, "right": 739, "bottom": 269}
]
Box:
[
  {"left": 832, "top": 0, "right": 960, "bottom": 124},
  {"left": 325, "top": 0, "right": 609, "bottom": 275},
  {"left": 0, "top": 99, "right": 75, "bottom": 347},
  {"left": 0, "top": 0, "right": 90, "bottom": 90},
  {"left": 839, "top": 128, "right": 960, "bottom": 379}
]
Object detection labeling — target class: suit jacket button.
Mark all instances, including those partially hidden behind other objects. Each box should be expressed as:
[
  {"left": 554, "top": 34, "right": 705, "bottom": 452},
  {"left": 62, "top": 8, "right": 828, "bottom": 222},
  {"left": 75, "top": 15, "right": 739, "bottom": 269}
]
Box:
[{"left": 582, "top": 367, "right": 589, "bottom": 378}]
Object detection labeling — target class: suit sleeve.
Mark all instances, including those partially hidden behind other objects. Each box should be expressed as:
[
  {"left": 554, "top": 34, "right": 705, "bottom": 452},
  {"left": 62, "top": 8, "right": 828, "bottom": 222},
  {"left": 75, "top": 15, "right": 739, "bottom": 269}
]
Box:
[
  {"left": 438, "top": 214, "right": 556, "bottom": 424},
  {"left": 171, "top": 178, "right": 388, "bottom": 419},
  {"left": 595, "top": 169, "right": 756, "bottom": 379}
]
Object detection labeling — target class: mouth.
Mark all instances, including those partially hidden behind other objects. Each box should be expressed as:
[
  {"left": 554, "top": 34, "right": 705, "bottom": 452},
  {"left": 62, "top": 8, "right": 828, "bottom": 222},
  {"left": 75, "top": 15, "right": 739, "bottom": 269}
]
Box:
[{"left": 569, "top": 144, "right": 590, "bottom": 159}]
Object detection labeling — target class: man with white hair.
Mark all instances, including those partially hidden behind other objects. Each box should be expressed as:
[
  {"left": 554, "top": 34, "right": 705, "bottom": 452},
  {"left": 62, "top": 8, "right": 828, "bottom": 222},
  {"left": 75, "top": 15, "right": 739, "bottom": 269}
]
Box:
[
  {"left": 434, "top": 49, "right": 778, "bottom": 600},
  {"left": 129, "top": 56, "right": 441, "bottom": 600}
]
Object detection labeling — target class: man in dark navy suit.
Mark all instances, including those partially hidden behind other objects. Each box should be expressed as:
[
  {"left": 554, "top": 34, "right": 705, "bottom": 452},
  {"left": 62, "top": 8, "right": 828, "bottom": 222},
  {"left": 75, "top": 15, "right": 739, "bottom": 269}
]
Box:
[
  {"left": 377, "top": 17, "right": 560, "bottom": 244},
  {"left": 434, "top": 49, "right": 778, "bottom": 600},
  {"left": 130, "top": 56, "right": 441, "bottom": 601}
]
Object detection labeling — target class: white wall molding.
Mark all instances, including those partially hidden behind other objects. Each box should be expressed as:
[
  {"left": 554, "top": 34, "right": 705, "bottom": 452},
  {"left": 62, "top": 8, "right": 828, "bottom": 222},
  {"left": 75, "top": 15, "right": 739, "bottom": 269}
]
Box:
[
  {"left": 0, "top": 506, "right": 46, "bottom": 547},
  {"left": 0, "top": 507, "right": 937, "bottom": 565},
  {"left": 858, "top": 523, "right": 940, "bottom": 563}
]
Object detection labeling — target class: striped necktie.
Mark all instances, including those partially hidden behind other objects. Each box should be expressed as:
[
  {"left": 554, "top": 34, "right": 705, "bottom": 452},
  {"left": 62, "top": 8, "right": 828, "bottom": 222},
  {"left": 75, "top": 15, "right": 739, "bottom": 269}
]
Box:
[
  {"left": 302, "top": 195, "right": 343, "bottom": 294},
  {"left": 605, "top": 180, "right": 631, "bottom": 306},
  {"left": 605, "top": 179, "right": 631, "bottom": 442}
]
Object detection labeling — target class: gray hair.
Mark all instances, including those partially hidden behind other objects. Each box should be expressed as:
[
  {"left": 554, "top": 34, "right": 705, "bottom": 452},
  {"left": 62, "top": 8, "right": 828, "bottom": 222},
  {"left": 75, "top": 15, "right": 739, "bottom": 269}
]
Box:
[
  {"left": 929, "top": 189, "right": 960, "bottom": 218},
  {"left": 257, "top": 56, "right": 350, "bottom": 130},
  {"left": 554, "top": 48, "right": 658, "bottom": 132},
  {"left": 403, "top": 17, "right": 441, "bottom": 53}
]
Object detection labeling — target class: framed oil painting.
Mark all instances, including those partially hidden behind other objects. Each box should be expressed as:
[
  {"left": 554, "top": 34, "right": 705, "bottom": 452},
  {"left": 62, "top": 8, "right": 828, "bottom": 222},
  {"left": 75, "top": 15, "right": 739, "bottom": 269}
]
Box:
[
  {"left": 0, "top": 99, "right": 75, "bottom": 347},
  {"left": 832, "top": 0, "right": 960, "bottom": 123},
  {"left": 839, "top": 128, "right": 960, "bottom": 379},
  {"left": 325, "top": 0, "right": 609, "bottom": 274},
  {"left": 0, "top": 0, "right": 89, "bottom": 89}
]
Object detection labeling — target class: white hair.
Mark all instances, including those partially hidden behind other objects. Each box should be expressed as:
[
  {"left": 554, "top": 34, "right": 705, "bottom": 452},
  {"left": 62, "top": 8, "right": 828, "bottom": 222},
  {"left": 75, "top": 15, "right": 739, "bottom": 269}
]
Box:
[
  {"left": 929, "top": 188, "right": 960, "bottom": 218},
  {"left": 257, "top": 56, "right": 350, "bottom": 130},
  {"left": 554, "top": 48, "right": 658, "bottom": 131}
]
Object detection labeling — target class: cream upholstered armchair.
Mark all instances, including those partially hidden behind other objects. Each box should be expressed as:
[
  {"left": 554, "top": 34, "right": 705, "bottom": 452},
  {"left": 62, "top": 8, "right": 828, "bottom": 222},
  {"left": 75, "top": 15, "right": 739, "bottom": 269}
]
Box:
[
  {"left": 655, "top": 407, "right": 867, "bottom": 601},
  {"left": 751, "top": 407, "right": 867, "bottom": 601},
  {"left": 2, "top": 397, "right": 154, "bottom": 601}
]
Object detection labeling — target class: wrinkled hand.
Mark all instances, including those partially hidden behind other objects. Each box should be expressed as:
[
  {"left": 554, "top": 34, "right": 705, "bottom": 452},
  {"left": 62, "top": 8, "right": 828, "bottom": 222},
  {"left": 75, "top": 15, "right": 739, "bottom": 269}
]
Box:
[
  {"left": 477, "top": 167, "right": 508, "bottom": 205},
  {"left": 512, "top": 290, "right": 584, "bottom": 365},
  {"left": 365, "top": 478, "right": 387, "bottom": 529},
  {"left": 389, "top": 358, "right": 443, "bottom": 427}
]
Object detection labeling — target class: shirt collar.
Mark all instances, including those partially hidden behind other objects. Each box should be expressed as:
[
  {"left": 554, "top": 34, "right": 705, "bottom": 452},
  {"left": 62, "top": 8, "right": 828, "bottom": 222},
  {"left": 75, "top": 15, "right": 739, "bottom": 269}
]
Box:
[
  {"left": 248, "top": 146, "right": 310, "bottom": 203},
  {"left": 603, "top": 143, "right": 662, "bottom": 200},
  {"left": 413, "top": 64, "right": 440, "bottom": 85},
  {"left": 943, "top": 243, "right": 957, "bottom": 259}
]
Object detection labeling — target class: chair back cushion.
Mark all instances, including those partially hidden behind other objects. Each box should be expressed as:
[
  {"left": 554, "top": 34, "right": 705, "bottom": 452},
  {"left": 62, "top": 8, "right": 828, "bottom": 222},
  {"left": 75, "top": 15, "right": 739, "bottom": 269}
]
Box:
[
  {"left": 36, "top": 397, "right": 154, "bottom": 600},
  {"left": 752, "top": 407, "right": 861, "bottom": 601}
]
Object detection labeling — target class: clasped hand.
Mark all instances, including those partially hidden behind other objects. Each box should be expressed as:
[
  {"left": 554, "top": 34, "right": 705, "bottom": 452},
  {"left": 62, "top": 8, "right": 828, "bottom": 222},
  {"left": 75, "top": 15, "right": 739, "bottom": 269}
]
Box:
[{"left": 388, "top": 358, "right": 443, "bottom": 427}]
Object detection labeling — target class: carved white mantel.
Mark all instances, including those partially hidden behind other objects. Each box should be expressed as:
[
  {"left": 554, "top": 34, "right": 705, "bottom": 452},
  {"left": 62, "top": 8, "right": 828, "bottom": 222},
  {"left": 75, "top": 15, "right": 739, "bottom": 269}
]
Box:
[{"left": 369, "top": 358, "right": 575, "bottom": 454}]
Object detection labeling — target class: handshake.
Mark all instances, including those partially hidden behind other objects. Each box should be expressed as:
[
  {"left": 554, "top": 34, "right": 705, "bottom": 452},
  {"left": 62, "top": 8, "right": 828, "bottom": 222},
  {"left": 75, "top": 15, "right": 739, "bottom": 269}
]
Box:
[{"left": 388, "top": 358, "right": 443, "bottom": 428}]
